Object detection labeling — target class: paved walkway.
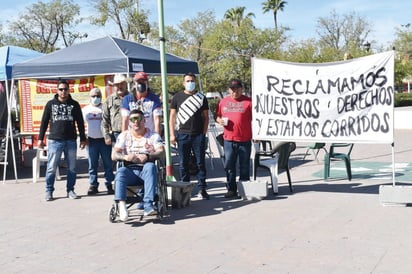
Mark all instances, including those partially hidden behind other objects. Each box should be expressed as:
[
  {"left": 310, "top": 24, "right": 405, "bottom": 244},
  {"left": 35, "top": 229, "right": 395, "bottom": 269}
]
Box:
[{"left": 1, "top": 124, "right": 412, "bottom": 273}]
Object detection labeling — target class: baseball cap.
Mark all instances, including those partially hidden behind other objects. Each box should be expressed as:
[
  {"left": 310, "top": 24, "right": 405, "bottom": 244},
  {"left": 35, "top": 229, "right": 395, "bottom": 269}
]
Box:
[
  {"left": 134, "top": 71, "right": 149, "bottom": 81},
  {"left": 228, "top": 79, "right": 243, "bottom": 89}
]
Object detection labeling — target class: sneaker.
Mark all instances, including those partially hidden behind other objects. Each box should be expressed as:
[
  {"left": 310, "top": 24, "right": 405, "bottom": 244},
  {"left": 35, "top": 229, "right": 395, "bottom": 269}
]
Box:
[
  {"left": 106, "top": 184, "right": 114, "bottom": 195},
  {"left": 67, "top": 190, "right": 79, "bottom": 199},
  {"left": 119, "top": 201, "right": 129, "bottom": 221},
  {"left": 198, "top": 189, "right": 210, "bottom": 200},
  {"left": 143, "top": 207, "right": 157, "bottom": 217},
  {"left": 136, "top": 202, "right": 144, "bottom": 210},
  {"left": 224, "top": 190, "right": 240, "bottom": 199},
  {"left": 87, "top": 186, "right": 98, "bottom": 196},
  {"left": 45, "top": 191, "right": 53, "bottom": 201}
]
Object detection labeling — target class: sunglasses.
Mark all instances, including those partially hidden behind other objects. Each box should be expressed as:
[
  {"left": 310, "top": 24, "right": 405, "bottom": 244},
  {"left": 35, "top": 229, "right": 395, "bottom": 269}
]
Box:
[
  {"left": 91, "top": 95, "right": 101, "bottom": 98},
  {"left": 129, "top": 116, "right": 144, "bottom": 123},
  {"left": 58, "top": 88, "right": 69, "bottom": 92}
]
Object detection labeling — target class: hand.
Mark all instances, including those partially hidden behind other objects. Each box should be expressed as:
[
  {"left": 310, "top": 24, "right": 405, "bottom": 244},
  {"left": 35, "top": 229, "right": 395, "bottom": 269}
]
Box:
[
  {"left": 79, "top": 141, "right": 86, "bottom": 149},
  {"left": 124, "top": 153, "right": 147, "bottom": 164},
  {"left": 123, "top": 154, "right": 133, "bottom": 162},
  {"left": 170, "top": 135, "right": 176, "bottom": 145},
  {"left": 216, "top": 117, "right": 224, "bottom": 126},
  {"left": 38, "top": 140, "right": 45, "bottom": 149},
  {"left": 135, "top": 153, "right": 148, "bottom": 164},
  {"left": 104, "top": 137, "right": 112, "bottom": 146}
]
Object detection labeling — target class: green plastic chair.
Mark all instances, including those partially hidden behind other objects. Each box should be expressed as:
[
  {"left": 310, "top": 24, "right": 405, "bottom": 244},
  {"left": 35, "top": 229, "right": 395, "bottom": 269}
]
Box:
[
  {"left": 303, "top": 143, "right": 327, "bottom": 162},
  {"left": 324, "top": 143, "right": 354, "bottom": 181}
]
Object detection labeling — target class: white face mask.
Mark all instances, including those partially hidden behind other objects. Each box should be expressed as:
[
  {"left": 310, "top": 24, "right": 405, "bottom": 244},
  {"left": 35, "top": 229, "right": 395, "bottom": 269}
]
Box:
[
  {"left": 91, "top": 96, "right": 101, "bottom": 106},
  {"left": 185, "top": 82, "right": 196, "bottom": 92}
]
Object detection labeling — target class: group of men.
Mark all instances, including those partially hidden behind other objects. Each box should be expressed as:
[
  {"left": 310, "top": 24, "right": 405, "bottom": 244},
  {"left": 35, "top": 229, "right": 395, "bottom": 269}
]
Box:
[{"left": 38, "top": 72, "right": 253, "bottom": 222}]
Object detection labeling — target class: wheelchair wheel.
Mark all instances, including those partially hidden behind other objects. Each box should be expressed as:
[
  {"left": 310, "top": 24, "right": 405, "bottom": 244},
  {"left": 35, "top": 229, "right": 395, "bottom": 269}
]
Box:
[
  {"left": 156, "top": 189, "right": 165, "bottom": 219},
  {"left": 155, "top": 159, "right": 168, "bottom": 219},
  {"left": 109, "top": 204, "right": 117, "bottom": 223}
]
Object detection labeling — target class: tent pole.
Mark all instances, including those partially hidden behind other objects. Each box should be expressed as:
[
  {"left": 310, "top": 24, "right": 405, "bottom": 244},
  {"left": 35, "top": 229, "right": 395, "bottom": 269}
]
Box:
[
  {"left": 2, "top": 81, "right": 7, "bottom": 183},
  {"left": 157, "top": 0, "right": 174, "bottom": 180},
  {"left": 391, "top": 93, "right": 395, "bottom": 186},
  {"left": 391, "top": 142, "right": 395, "bottom": 186},
  {"left": 2, "top": 79, "right": 18, "bottom": 183}
]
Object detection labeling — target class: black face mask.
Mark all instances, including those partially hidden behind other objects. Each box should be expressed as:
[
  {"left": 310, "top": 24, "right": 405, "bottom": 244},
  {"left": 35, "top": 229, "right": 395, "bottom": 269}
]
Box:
[{"left": 137, "top": 83, "right": 146, "bottom": 93}]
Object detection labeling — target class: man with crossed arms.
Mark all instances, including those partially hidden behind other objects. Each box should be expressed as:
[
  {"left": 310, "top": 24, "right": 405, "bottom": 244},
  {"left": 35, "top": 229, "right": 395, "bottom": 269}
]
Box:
[{"left": 169, "top": 72, "right": 210, "bottom": 200}]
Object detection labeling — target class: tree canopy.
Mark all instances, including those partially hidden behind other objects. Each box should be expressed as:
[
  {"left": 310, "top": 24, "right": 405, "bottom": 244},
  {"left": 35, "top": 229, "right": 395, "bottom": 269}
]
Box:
[
  {"left": 262, "top": 0, "right": 287, "bottom": 31},
  {"left": 90, "top": 0, "right": 150, "bottom": 41},
  {"left": 316, "top": 10, "right": 372, "bottom": 60},
  {"left": 7, "top": 0, "right": 82, "bottom": 53},
  {"left": 224, "top": 6, "right": 255, "bottom": 28},
  {"left": 1, "top": 1, "right": 405, "bottom": 93},
  {"left": 393, "top": 25, "right": 412, "bottom": 89}
]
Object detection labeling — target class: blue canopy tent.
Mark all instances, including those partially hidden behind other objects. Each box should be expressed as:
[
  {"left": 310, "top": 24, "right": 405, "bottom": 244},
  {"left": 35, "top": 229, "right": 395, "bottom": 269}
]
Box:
[
  {"left": 0, "top": 46, "right": 43, "bottom": 81},
  {"left": 12, "top": 36, "right": 199, "bottom": 78},
  {"left": 0, "top": 46, "right": 43, "bottom": 127},
  {"left": 0, "top": 46, "right": 43, "bottom": 183}
]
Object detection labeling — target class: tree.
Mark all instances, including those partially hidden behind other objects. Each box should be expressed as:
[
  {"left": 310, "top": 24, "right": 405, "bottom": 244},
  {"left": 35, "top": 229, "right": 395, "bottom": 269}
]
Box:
[
  {"left": 7, "top": 0, "right": 82, "bottom": 52},
  {"left": 145, "top": 24, "right": 186, "bottom": 94},
  {"left": 393, "top": 25, "right": 412, "bottom": 91},
  {"left": 316, "top": 10, "right": 371, "bottom": 60},
  {"left": 177, "top": 10, "right": 217, "bottom": 62},
  {"left": 224, "top": 7, "right": 255, "bottom": 28},
  {"left": 283, "top": 38, "right": 322, "bottom": 63},
  {"left": 393, "top": 25, "right": 412, "bottom": 55},
  {"left": 0, "top": 24, "right": 6, "bottom": 46},
  {"left": 202, "top": 20, "right": 284, "bottom": 93},
  {"left": 262, "top": 0, "right": 287, "bottom": 31},
  {"left": 147, "top": 23, "right": 185, "bottom": 57},
  {"left": 147, "top": 11, "right": 218, "bottom": 94},
  {"left": 90, "top": 0, "right": 150, "bottom": 41}
]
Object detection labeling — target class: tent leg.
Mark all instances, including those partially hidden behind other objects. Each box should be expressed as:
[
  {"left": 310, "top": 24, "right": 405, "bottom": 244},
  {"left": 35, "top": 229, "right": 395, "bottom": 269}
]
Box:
[{"left": 2, "top": 80, "right": 18, "bottom": 183}]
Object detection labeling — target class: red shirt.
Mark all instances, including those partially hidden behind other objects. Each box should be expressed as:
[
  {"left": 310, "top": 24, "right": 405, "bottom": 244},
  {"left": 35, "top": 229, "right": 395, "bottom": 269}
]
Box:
[{"left": 216, "top": 95, "right": 252, "bottom": 142}]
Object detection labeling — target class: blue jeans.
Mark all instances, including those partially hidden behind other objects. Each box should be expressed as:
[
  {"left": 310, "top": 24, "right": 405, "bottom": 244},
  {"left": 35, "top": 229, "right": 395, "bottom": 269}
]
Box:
[
  {"left": 45, "top": 139, "right": 77, "bottom": 193},
  {"left": 114, "top": 163, "right": 157, "bottom": 210},
  {"left": 87, "top": 138, "right": 114, "bottom": 187},
  {"left": 176, "top": 133, "right": 207, "bottom": 189},
  {"left": 223, "top": 140, "right": 252, "bottom": 191}
]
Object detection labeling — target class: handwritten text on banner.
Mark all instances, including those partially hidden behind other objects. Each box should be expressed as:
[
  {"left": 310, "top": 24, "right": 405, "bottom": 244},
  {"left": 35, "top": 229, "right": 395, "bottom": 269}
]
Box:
[{"left": 252, "top": 51, "right": 395, "bottom": 143}]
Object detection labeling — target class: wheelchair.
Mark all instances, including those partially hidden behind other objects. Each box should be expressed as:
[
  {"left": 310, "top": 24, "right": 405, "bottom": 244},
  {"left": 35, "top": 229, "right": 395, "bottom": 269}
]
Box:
[{"left": 109, "top": 159, "right": 168, "bottom": 223}]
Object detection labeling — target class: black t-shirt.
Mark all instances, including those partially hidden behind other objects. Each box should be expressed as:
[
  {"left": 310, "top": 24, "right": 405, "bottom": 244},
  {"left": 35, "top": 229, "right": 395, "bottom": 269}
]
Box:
[{"left": 171, "top": 91, "right": 209, "bottom": 135}]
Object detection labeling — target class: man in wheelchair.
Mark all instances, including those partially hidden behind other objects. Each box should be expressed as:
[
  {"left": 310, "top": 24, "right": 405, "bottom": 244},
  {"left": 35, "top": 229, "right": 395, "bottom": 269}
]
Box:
[{"left": 112, "top": 109, "right": 165, "bottom": 222}]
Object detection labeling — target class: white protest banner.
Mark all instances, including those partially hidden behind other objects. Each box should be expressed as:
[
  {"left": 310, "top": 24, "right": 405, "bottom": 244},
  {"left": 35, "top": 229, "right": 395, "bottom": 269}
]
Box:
[{"left": 252, "top": 51, "right": 395, "bottom": 143}]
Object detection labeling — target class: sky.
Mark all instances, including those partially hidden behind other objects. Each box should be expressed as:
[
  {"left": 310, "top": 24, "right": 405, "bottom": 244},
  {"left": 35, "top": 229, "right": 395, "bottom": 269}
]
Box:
[{"left": 1, "top": 0, "right": 411, "bottom": 50}]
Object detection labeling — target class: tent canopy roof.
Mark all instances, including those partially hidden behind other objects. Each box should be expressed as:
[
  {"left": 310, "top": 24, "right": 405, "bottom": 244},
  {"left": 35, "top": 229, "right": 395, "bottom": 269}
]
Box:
[
  {"left": 12, "top": 36, "right": 199, "bottom": 79},
  {"left": 0, "top": 46, "right": 43, "bottom": 81}
]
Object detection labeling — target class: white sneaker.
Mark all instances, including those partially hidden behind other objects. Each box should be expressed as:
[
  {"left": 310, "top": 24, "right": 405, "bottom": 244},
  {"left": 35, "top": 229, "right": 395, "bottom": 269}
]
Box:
[
  {"left": 67, "top": 190, "right": 79, "bottom": 199},
  {"left": 119, "top": 201, "right": 128, "bottom": 222}
]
